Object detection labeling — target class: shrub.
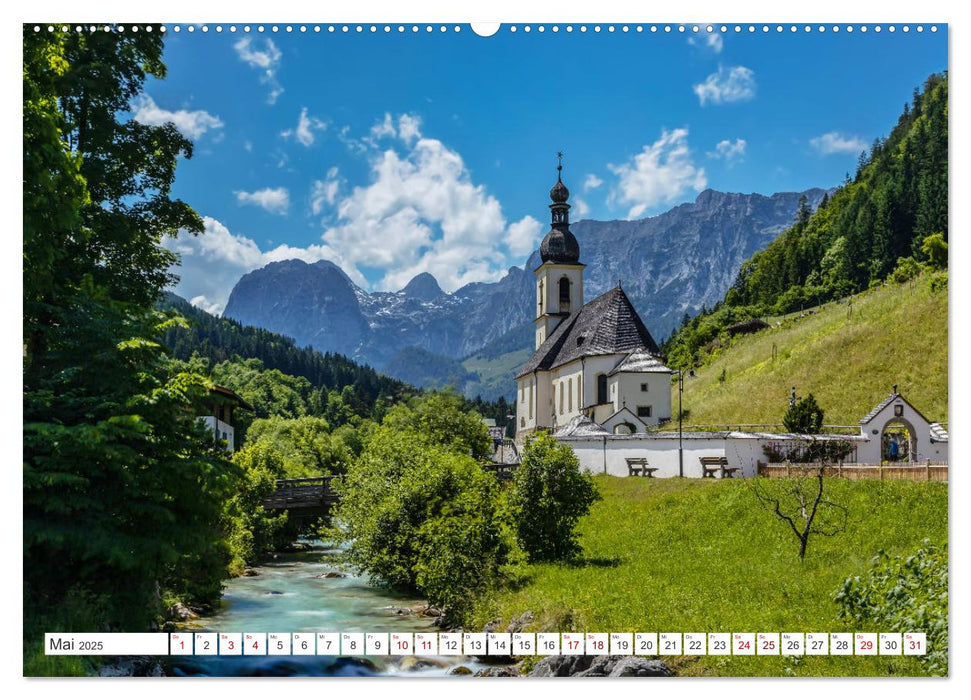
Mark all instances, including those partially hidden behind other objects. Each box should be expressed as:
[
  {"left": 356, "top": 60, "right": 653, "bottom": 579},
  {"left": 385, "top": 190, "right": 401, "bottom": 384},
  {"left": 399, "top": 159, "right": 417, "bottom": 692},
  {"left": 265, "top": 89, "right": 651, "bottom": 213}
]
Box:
[
  {"left": 783, "top": 393, "right": 824, "bottom": 434},
  {"left": 890, "top": 256, "right": 921, "bottom": 283},
  {"left": 509, "top": 432, "right": 600, "bottom": 562},
  {"left": 334, "top": 427, "right": 507, "bottom": 620},
  {"left": 920, "top": 233, "right": 947, "bottom": 270},
  {"left": 834, "top": 541, "right": 947, "bottom": 675}
]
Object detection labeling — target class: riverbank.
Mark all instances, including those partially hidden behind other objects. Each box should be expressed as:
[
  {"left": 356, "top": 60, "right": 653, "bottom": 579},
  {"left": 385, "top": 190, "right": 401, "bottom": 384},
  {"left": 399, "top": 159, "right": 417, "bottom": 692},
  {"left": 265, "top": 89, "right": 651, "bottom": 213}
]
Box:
[{"left": 470, "top": 475, "right": 947, "bottom": 677}]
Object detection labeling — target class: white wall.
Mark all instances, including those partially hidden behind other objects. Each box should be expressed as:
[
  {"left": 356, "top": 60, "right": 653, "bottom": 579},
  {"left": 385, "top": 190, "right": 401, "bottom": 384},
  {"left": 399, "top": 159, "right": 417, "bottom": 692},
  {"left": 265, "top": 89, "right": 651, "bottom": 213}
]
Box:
[
  {"left": 200, "top": 416, "right": 235, "bottom": 453},
  {"left": 564, "top": 435, "right": 736, "bottom": 479},
  {"left": 610, "top": 371, "right": 672, "bottom": 426},
  {"left": 856, "top": 399, "right": 944, "bottom": 463}
]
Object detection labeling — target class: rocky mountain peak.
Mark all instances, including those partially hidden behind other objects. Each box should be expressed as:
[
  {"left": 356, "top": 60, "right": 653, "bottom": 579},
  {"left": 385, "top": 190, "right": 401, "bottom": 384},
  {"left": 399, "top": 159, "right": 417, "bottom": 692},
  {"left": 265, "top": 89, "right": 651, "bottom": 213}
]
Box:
[{"left": 400, "top": 272, "right": 445, "bottom": 301}]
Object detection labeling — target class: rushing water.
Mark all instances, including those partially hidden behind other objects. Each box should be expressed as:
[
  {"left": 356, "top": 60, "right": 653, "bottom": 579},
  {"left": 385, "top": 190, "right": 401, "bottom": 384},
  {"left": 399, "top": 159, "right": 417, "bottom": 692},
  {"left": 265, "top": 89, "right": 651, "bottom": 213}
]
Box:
[{"left": 165, "top": 541, "right": 484, "bottom": 677}]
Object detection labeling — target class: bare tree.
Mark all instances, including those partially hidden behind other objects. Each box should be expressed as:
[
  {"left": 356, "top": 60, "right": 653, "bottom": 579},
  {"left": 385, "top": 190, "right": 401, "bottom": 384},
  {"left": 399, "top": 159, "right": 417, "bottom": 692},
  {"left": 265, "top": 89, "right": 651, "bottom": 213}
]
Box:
[{"left": 751, "top": 464, "right": 847, "bottom": 560}]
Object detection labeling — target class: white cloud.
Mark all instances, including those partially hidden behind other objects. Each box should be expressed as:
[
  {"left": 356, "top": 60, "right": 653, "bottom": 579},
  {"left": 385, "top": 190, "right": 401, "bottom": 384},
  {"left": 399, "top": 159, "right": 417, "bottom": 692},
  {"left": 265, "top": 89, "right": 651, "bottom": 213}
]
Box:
[
  {"left": 572, "top": 197, "right": 591, "bottom": 219},
  {"left": 281, "top": 107, "right": 328, "bottom": 146},
  {"left": 583, "top": 174, "right": 603, "bottom": 191},
  {"left": 234, "top": 36, "right": 284, "bottom": 104},
  {"left": 693, "top": 65, "right": 756, "bottom": 106},
  {"left": 608, "top": 128, "right": 708, "bottom": 219},
  {"left": 707, "top": 138, "right": 747, "bottom": 164},
  {"left": 810, "top": 131, "right": 868, "bottom": 155},
  {"left": 688, "top": 32, "right": 723, "bottom": 53},
  {"left": 235, "top": 187, "right": 290, "bottom": 215},
  {"left": 318, "top": 114, "right": 528, "bottom": 291},
  {"left": 166, "top": 217, "right": 345, "bottom": 315},
  {"left": 505, "top": 216, "right": 543, "bottom": 257},
  {"left": 243, "top": 140, "right": 253, "bottom": 152},
  {"left": 130, "top": 94, "right": 223, "bottom": 140},
  {"left": 310, "top": 167, "right": 341, "bottom": 215}
]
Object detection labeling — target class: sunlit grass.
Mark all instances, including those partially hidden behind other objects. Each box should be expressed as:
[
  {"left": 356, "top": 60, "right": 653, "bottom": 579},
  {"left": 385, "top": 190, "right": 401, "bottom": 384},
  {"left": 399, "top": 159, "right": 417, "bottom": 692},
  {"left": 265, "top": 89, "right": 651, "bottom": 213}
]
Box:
[{"left": 474, "top": 475, "right": 947, "bottom": 676}]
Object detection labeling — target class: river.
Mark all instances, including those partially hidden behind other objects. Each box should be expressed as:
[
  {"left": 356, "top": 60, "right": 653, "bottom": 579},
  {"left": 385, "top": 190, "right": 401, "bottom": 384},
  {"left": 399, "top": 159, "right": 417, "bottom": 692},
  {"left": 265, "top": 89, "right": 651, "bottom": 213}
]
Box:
[{"left": 165, "top": 541, "right": 486, "bottom": 677}]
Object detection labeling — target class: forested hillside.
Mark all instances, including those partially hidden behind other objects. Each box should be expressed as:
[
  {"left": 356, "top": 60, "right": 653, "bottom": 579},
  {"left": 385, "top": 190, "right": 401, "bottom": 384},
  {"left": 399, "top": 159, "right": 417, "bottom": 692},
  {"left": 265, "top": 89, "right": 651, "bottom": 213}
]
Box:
[
  {"left": 664, "top": 72, "right": 948, "bottom": 368},
  {"left": 161, "top": 292, "right": 414, "bottom": 413}
]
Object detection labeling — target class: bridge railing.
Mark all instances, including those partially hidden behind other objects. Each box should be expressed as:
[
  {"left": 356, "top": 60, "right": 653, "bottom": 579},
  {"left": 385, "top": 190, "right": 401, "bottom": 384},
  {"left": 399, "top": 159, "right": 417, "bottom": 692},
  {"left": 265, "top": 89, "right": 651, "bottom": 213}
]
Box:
[{"left": 263, "top": 476, "right": 338, "bottom": 510}]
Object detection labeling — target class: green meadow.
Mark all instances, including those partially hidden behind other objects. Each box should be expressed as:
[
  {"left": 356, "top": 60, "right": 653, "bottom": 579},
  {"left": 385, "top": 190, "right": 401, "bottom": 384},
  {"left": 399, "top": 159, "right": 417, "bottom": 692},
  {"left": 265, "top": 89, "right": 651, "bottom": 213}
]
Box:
[
  {"left": 473, "top": 475, "right": 947, "bottom": 677},
  {"left": 671, "top": 274, "right": 948, "bottom": 429}
]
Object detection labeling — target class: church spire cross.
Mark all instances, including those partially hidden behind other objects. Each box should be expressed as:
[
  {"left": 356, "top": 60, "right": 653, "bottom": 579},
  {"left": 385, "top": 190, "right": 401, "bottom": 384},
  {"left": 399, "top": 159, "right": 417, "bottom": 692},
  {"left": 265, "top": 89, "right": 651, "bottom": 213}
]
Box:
[{"left": 556, "top": 151, "right": 564, "bottom": 181}]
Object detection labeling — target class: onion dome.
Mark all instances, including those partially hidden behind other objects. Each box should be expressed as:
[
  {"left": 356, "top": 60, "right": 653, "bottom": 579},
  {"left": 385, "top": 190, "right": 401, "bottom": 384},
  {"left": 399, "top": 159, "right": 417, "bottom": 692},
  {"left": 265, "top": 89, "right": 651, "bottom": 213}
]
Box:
[{"left": 539, "top": 154, "right": 581, "bottom": 264}]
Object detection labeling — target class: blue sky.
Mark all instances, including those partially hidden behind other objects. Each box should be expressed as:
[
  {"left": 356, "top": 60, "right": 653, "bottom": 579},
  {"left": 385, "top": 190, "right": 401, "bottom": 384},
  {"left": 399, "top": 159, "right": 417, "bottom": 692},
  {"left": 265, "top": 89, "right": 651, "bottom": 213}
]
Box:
[{"left": 144, "top": 25, "right": 947, "bottom": 313}]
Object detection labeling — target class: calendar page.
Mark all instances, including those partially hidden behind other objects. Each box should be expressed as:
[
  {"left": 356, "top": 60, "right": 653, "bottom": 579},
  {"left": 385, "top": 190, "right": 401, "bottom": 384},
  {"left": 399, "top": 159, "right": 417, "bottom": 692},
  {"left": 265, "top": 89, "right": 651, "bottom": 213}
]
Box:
[{"left": 21, "top": 2, "right": 950, "bottom": 685}]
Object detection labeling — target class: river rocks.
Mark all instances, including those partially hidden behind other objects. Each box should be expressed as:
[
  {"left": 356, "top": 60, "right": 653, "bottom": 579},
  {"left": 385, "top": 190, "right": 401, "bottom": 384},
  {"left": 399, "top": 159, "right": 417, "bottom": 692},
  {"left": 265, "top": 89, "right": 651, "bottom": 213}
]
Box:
[
  {"left": 99, "top": 656, "right": 165, "bottom": 677},
  {"left": 419, "top": 605, "right": 443, "bottom": 618},
  {"left": 481, "top": 619, "right": 503, "bottom": 633},
  {"left": 505, "top": 612, "right": 534, "bottom": 634},
  {"left": 325, "top": 657, "right": 381, "bottom": 676},
  {"left": 398, "top": 656, "right": 452, "bottom": 672},
  {"left": 382, "top": 605, "right": 415, "bottom": 616},
  {"left": 167, "top": 602, "right": 198, "bottom": 621},
  {"left": 527, "top": 655, "right": 672, "bottom": 678},
  {"left": 316, "top": 572, "right": 348, "bottom": 579},
  {"left": 448, "top": 665, "right": 473, "bottom": 675},
  {"left": 263, "top": 590, "right": 285, "bottom": 596},
  {"left": 474, "top": 666, "right": 521, "bottom": 677},
  {"left": 242, "top": 568, "right": 260, "bottom": 577}
]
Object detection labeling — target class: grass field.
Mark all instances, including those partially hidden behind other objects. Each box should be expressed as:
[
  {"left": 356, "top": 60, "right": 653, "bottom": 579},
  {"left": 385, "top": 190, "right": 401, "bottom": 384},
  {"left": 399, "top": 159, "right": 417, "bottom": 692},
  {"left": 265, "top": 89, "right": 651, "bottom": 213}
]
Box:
[
  {"left": 473, "top": 475, "right": 947, "bottom": 677},
  {"left": 669, "top": 273, "right": 948, "bottom": 429}
]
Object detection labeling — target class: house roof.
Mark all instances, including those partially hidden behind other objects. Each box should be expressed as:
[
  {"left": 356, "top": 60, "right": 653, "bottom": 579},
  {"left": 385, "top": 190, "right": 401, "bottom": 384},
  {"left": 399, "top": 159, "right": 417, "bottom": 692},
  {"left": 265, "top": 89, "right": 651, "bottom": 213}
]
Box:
[
  {"left": 929, "top": 423, "right": 949, "bottom": 442},
  {"left": 210, "top": 385, "right": 254, "bottom": 412},
  {"left": 859, "top": 392, "right": 933, "bottom": 426},
  {"left": 607, "top": 349, "right": 672, "bottom": 376},
  {"left": 517, "top": 286, "right": 661, "bottom": 378}
]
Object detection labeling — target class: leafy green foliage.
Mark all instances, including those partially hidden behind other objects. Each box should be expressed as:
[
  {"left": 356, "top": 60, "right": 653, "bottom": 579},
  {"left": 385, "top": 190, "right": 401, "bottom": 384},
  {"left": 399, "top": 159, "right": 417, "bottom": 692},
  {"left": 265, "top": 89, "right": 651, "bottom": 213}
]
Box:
[
  {"left": 245, "top": 415, "right": 364, "bottom": 477},
  {"left": 509, "top": 432, "right": 601, "bottom": 562},
  {"left": 334, "top": 426, "right": 507, "bottom": 619},
  {"left": 835, "top": 541, "right": 947, "bottom": 675},
  {"left": 222, "top": 443, "right": 294, "bottom": 574},
  {"left": 921, "top": 233, "right": 947, "bottom": 270},
  {"left": 383, "top": 390, "right": 493, "bottom": 460},
  {"left": 783, "top": 394, "right": 824, "bottom": 433},
  {"left": 23, "top": 27, "right": 239, "bottom": 647}
]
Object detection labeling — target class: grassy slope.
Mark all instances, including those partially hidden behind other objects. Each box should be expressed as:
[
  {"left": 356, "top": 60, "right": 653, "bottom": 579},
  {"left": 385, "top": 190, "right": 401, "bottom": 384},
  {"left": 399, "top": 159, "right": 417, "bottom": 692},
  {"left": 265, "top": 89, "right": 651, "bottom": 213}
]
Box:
[
  {"left": 673, "top": 274, "right": 948, "bottom": 428},
  {"left": 474, "top": 476, "right": 947, "bottom": 677}
]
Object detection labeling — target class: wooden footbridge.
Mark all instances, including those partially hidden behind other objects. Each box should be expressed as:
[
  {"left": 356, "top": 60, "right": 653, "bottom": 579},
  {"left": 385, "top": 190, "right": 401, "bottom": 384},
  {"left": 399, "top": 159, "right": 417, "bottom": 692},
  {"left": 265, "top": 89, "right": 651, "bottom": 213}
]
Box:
[
  {"left": 261, "top": 463, "right": 519, "bottom": 518},
  {"left": 262, "top": 476, "right": 339, "bottom": 518}
]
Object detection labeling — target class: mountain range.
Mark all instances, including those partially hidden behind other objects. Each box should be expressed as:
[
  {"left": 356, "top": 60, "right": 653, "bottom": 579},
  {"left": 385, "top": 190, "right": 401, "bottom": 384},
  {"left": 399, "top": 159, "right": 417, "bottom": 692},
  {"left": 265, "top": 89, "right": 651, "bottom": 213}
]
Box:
[{"left": 222, "top": 187, "right": 830, "bottom": 399}]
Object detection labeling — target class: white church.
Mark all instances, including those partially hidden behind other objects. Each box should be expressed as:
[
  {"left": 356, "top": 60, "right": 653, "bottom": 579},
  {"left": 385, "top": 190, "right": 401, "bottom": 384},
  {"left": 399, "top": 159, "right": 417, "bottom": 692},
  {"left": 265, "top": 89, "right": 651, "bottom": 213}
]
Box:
[
  {"left": 516, "top": 162, "right": 673, "bottom": 442},
  {"left": 513, "top": 164, "right": 947, "bottom": 478}
]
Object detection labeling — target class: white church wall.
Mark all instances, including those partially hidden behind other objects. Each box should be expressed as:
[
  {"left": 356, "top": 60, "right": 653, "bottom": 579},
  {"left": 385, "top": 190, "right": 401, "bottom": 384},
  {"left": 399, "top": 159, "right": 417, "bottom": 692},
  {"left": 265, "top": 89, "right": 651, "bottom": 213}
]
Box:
[
  {"left": 580, "top": 355, "right": 624, "bottom": 410},
  {"left": 563, "top": 435, "right": 736, "bottom": 478},
  {"left": 610, "top": 371, "right": 672, "bottom": 426},
  {"left": 551, "top": 361, "right": 585, "bottom": 427}
]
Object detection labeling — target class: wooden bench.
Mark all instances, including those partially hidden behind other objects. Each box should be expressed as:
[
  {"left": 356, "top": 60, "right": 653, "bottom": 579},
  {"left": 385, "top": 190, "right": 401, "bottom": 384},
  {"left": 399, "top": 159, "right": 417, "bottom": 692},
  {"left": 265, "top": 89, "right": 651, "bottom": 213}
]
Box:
[
  {"left": 700, "top": 456, "right": 733, "bottom": 478},
  {"left": 626, "top": 458, "right": 658, "bottom": 477}
]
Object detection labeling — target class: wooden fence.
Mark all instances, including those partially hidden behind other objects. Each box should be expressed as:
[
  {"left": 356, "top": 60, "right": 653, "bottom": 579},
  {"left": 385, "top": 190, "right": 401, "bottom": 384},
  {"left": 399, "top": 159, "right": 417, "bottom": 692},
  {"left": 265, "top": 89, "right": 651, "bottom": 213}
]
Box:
[{"left": 757, "top": 461, "right": 948, "bottom": 482}]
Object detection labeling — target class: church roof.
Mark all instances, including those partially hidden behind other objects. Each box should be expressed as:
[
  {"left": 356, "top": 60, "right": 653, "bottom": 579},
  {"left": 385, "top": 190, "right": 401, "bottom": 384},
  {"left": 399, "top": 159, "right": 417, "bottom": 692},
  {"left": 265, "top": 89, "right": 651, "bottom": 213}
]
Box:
[
  {"left": 517, "top": 286, "right": 661, "bottom": 378},
  {"left": 608, "top": 349, "right": 672, "bottom": 375},
  {"left": 554, "top": 414, "right": 611, "bottom": 438},
  {"left": 859, "top": 392, "right": 933, "bottom": 426}
]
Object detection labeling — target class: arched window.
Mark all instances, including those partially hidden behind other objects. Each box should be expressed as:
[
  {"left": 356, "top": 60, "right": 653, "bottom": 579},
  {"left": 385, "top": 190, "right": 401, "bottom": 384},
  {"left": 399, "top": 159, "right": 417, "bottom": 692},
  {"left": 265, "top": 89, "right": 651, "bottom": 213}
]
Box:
[
  {"left": 597, "top": 374, "right": 608, "bottom": 405},
  {"left": 559, "top": 381, "right": 565, "bottom": 414},
  {"left": 559, "top": 277, "right": 571, "bottom": 304},
  {"left": 568, "top": 378, "right": 573, "bottom": 412}
]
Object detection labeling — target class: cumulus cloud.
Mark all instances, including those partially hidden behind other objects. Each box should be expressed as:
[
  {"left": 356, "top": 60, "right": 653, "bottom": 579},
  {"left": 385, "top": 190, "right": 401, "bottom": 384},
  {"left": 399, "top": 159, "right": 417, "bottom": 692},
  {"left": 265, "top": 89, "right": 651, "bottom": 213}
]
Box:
[
  {"left": 310, "top": 167, "right": 342, "bottom": 215},
  {"left": 608, "top": 128, "right": 708, "bottom": 219},
  {"left": 130, "top": 94, "right": 223, "bottom": 139},
  {"left": 810, "top": 131, "right": 868, "bottom": 155},
  {"left": 235, "top": 187, "right": 290, "bottom": 215},
  {"left": 318, "top": 114, "right": 531, "bottom": 291},
  {"left": 693, "top": 65, "right": 756, "bottom": 106},
  {"left": 234, "top": 36, "right": 284, "bottom": 104},
  {"left": 707, "top": 138, "right": 747, "bottom": 164},
  {"left": 688, "top": 32, "right": 723, "bottom": 53},
  {"left": 505, "top": 216, "right": 543, "bottom": 257},
  {"left": 583, "top": 174, "right": 603, "bottom": 191},
  {"left": 281, "top": 107, "right": 328, "bottom": 146},
  {"left": 166, "top": 217, "right": 344, "bottom": 315},
  {"left": 572, "top": 197, "right": 591, "bottom": 219}
]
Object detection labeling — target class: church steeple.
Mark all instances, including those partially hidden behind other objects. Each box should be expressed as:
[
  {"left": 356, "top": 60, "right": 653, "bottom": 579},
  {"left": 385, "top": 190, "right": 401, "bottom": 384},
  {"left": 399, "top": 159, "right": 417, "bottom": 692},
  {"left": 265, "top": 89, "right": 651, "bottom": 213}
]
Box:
[
  {"left": 540, "top": 154, "right": 581, "bottom": 264},
  {"left": 534, "top": 154, "right": 585, "bottom": 349}
]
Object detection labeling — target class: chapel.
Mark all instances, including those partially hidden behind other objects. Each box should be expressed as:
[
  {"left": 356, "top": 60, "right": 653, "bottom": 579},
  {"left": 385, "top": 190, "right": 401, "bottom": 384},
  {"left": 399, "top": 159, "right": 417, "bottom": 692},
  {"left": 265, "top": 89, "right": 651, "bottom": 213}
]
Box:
[{"left": 515, "top": 161, "right": 673, "bottom": 442}]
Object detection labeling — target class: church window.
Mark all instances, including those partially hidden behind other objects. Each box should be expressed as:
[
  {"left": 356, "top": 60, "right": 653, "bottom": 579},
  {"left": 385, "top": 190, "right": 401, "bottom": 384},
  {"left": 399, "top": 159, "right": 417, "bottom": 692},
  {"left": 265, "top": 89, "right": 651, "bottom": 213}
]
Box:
[
  {"left": 528, "top": 382, "right": 533, "bottom": 419},
  {"left": 568, "top": 378, "right": 573, "bottom": 411},
  {"left": 559, "top": 381, "right": 565, "bottom": 414},
  {"left": 538, "top": 280, "right": 544, "bottom": 314},
  {"left": 559, "top": 277, "right": 571, "bottom": 304},
  {"left": 637, "top": 406, "right": 653, "bottom": 418},
  {"left": 640, "top": 382, "right": 649, "bottom": 392},
  {"left": 521, "top": 417, "right": 526, "bottom": 428},
  {"left": 597, "top": 374, "right": 608, "bottom": 405}
]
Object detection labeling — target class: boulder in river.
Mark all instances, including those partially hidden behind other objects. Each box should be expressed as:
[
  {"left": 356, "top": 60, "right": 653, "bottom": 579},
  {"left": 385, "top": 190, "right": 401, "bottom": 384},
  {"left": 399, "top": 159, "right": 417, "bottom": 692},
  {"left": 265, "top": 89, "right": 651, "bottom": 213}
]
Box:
[
  {"left": 99, "top": 656, "right": 164, "bottom": 677},
  {"left": 398, "top": 656, "right": 451, "bottom": 672},
  {"left": 263, "top": 590, "right": 285, "bottom": 596},
  {"left": 448, "top": 665, "right": 473, "bottom": 675},
  {"left": 316, "top": 572, "right": 348, "bottom": 579},
  {"left": 242, "top": 568, "right": 260, "bottom": 577},
  {"left": 474, "top": 665, "right": 521, "bottom": 677},
  {"left": 167, "top": 602, "right": 198, "bottom": 621}
]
